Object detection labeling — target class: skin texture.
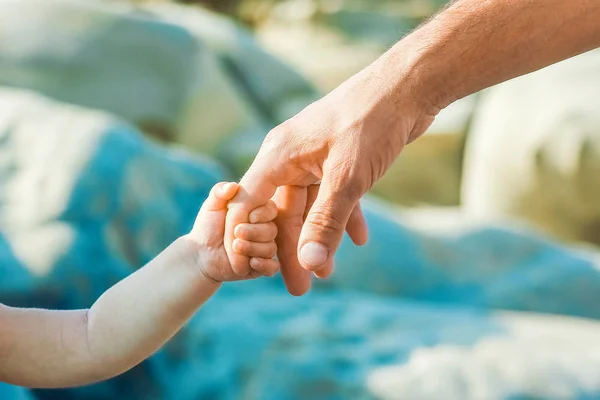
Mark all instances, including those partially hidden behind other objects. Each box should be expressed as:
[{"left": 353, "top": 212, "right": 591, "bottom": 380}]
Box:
[
  {"left": 224, "top": 0, "right": 600, "bottom": 296},
  {"left": 0, "top": 182, "right": 279, "bottom": 388}
]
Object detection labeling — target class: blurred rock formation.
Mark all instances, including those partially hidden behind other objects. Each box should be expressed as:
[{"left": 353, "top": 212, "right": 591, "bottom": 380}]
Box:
[{"left": 463, "top": 50, "right": 600, "bottom": 245}]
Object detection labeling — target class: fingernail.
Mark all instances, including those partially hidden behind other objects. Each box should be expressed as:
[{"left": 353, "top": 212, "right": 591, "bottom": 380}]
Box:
[
  {"left": 300, "top": 242, "right": 328, "bottom": 268},
  {"left": 250, "top": 258, "right": 260, "bottom": 268},
  {"left": 249, "top": 212, "right": 259, "bottom": 224},
  {"left": 222, "top": 182, "right": 235, "bottom": 193},
  {"left": 234, "top": 225, "right": 243, "bottom": 237}
]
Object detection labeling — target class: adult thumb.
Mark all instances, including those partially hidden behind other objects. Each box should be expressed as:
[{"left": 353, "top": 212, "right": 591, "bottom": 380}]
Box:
[{"left": 297, "top": 171, "right": 360, "bottom": 272}]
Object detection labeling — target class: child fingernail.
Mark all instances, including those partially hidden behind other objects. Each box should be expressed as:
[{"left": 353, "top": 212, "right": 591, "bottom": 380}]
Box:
[
  {"left": 234, "top": 225, "right": 244, "bottom": 237},
  {"left": 222, "top": 182, "right": 235, "bottom": 193},
  {"left": 250, "top": 258, "right": 260, "bottom": 268},
  {"left": 249, "top": 212, "right": 259, "bottom": 223}
]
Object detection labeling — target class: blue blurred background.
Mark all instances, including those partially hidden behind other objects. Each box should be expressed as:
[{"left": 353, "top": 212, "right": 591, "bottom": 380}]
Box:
[{"left": 2, "top": 1, "right": 600, "bottom": 399}]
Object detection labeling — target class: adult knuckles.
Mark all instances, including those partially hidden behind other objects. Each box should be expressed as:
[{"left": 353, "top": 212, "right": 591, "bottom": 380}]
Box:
[
  {"left": 264, "top": 121, "right": 296, "bottom": 150},
  {"left": 305, "top": 208, "right": 346, "bottom": 237},
  {"left": 327, "top": 157, "right": 368, "bottom": 201}
]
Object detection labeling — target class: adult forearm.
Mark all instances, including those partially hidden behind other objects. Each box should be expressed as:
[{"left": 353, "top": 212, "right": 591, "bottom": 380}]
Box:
[{"left": 379, "top": 0, "right": 600, "bottom": 113}]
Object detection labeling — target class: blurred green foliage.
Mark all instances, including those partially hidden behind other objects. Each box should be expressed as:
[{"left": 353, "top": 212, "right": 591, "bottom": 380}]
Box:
[{"left": 175, "top": 0, "right": 448, "bottom": 27}]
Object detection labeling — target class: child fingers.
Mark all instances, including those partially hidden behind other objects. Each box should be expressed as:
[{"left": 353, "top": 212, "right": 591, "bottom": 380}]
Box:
[
  {"left": 234, "top": 222, "right": 277, "bottom": 242},
  {"left": 249, "top": 257, "right": 280, "bottom": 277},
  {"left": 202, "top": 182, "right": 239, "bottom": 212},
  {"left": 249, "top": 200, "right": 277, "bottom": 223},
  {"left": 217, "top": 182, "right": 239, "bottom": 201},
  {"left": 232, "top": 238, "right": 277, "bottom": 259}
]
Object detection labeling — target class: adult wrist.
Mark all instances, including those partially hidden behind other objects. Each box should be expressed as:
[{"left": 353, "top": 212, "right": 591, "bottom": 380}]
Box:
[{"left": 384, "top": 36, "right": 459, "bottom": 118}]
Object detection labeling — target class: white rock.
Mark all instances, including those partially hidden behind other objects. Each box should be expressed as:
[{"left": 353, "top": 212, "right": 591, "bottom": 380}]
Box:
[
  {"left": 368, "top": 312, "right": 600, "bottom": 400},
  {"left": 0, "top": 88, "right": 111, "bottom": 275},
  {"left": 0, "top": 88, "right": 109, "bottom": 230},
  {"left": 462, "top": 50, "right": 600, "bottom": 244},
  {"left": 0, "top": 87, "right": 223, "bottom": 275},
  {"left": 0, "top": 0, "right": 311, "bottom": 176}
]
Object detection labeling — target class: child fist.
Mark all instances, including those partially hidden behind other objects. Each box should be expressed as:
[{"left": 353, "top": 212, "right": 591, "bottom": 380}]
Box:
[{"left": 184, "top": 182, "right": 279, "bottom": 282}]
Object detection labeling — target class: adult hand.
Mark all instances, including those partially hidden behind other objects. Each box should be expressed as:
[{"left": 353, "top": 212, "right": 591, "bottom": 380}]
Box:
[
  {"left": 222, "top": 0, "right": 600, "bottom": 296},
  {"left": 224, "top": 60, "right": 437, "bottom": 295}
]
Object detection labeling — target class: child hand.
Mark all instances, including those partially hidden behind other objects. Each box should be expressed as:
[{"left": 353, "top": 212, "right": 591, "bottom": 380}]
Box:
[{"left": 184, "top": 182, "right": 279, "bottom": 282}]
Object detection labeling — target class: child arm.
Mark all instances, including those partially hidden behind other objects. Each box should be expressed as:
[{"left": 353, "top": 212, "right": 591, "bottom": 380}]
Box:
[
  {"left": 0, "top": 181, "right": 279, "bottom": 388},
  {"left": 0, "top": 236, "right": 219, "bottom": 388}
]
